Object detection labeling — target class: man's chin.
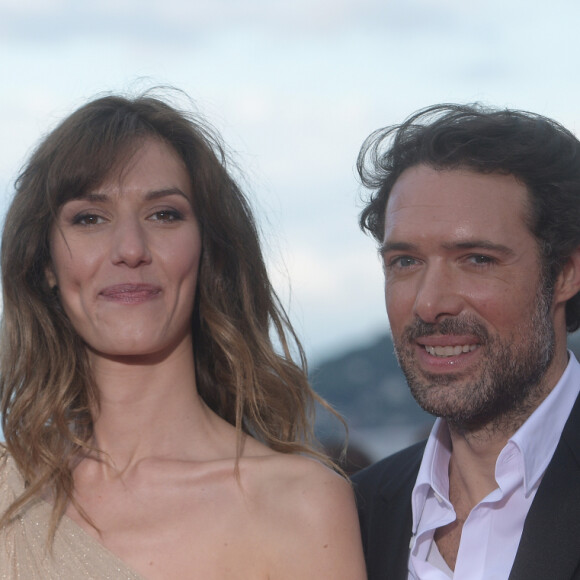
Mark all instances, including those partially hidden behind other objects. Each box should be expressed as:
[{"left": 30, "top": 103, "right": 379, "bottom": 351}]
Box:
[
  {"left": 407, "top": 380, "right": 494, "bottom": 425},
  {"left": 409, "top": 381, "right": 531, "bottom": 434}
]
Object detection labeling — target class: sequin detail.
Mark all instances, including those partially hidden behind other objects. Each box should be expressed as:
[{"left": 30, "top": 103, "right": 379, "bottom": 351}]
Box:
[{"left": 0, "top": 449, "right": 144, "bottom": 579}]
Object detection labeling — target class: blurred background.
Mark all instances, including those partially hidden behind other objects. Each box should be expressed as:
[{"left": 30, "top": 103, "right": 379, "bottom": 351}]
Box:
[{"left": 1, "top": 0, "right": 580, "bottom": 464}]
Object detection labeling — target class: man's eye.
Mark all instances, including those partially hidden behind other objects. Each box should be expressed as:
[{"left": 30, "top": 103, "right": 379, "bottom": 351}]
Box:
[
  {"left": 387, "top": 256, "right": 418, "bottom": 269},
  {"left": 396, "top": 256, "right": 417, "bottom": 268},
  {"left": 469, "top": 255, "right": 494, "bottom": 265}
]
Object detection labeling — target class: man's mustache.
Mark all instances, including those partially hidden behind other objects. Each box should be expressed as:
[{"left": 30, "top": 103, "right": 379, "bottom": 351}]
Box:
[{"left": 403, "top": 316, "right": 490, "bottom": 343}]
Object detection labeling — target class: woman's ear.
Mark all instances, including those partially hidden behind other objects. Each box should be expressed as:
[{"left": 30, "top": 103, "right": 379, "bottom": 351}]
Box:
[
  {"left": 554, "top": 247, "right": 580, "bottom": 304},
  {"left": 45, "top": 263, "right": 57, "bottom": 290}
]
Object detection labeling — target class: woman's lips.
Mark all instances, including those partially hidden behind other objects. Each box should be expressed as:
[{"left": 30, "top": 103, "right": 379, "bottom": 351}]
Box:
[{"left": 99, "top": 284, "right": 161, "bottom": 303}]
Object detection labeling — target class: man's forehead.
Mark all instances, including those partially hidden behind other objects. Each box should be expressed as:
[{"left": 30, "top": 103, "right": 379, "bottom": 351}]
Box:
[
  {"left": 384, "top": 164, "right": 533, "bottom": 243},
  {"left": 387, "top": 165, "right": 528, "bottom": 211}
]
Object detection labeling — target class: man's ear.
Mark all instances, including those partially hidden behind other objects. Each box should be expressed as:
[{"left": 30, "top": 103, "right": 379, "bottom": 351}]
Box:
[{"left": 554, "top": 247, "right": 580, "bottom": 304}]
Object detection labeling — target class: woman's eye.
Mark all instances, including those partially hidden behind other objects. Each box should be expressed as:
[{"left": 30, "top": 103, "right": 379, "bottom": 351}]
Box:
[
  {"left": 151, "top": 210, "right": 183, "bottom": 222},
  {"left": 73, "top": 214, "right": 104, "bottom": 226}
]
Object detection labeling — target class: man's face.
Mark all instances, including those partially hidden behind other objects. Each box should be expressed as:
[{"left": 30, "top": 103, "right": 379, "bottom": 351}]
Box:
[{"left": 382, "top": 164, "right": 560, "bottom": 429}]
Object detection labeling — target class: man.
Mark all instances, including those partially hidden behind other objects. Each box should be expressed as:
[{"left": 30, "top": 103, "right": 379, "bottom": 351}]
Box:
[{"left": 352, "top": 104, "right": 580, "bottom": 580}]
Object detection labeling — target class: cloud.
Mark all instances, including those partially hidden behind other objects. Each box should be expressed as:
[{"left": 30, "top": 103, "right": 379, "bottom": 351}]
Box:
[
  {"left": 2, "top": 0, "right": 580, "bottom": 361},
  {"left": 0, "top": 0, "right": 391, "bottom": 45}
]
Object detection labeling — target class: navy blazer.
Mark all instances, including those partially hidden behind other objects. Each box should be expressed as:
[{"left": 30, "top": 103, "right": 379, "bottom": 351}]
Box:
[{"left": 352, "top": 392, "right": 580, "bottom": 580}]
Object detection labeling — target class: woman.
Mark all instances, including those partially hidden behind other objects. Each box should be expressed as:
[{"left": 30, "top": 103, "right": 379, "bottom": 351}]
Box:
[{"left": 0, "top": 92, "right": 366, "bottom": 579}]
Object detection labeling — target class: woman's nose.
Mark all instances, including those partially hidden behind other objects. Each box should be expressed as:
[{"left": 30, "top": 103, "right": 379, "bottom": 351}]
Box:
[{"left": 110, "top": 218, "right": 152, "bottom": 267}]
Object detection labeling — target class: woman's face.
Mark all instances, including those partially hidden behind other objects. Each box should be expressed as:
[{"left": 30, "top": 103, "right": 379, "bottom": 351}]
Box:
[{"left": 47, "top": 138, "right": 202, "bottom": 361}]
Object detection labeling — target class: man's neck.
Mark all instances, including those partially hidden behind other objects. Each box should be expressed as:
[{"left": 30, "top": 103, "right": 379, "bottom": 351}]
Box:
[
  {"left": 433, "top": 343, "right": 572, "bottom": 571},
  {"left": 433, "top": 423, "right": 523, "bottom": 571},
  {"left": 446, "top": 426, "right": 507, "bottom": 507},
  {"left": 446, "top": 345, "right": 570, "bottom": 504}
]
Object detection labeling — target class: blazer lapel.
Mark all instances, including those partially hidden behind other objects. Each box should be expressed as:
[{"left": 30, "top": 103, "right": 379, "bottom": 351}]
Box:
[
  {"left": 354, "top": 442, "right": 425, "bottom": 580},
  {"left": 373, "top": 482, "right": 415, "bottom": 580},
  {"left": 509, "top": 392, "right": 580, "bottom": 580}
]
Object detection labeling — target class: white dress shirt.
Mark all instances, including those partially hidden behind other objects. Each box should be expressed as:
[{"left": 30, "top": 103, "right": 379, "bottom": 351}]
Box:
[{"left": 408, "top": 352, "right": 580, "bottom": 580}]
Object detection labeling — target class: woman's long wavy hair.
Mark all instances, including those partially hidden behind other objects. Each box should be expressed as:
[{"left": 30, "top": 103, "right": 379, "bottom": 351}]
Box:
[{"left": 0, "top": 91, "right": 341, "bottom": 540}]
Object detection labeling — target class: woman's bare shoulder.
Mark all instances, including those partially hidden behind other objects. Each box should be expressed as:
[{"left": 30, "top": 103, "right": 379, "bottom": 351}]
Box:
[
  {"left": 245, "top": 451, "right": 347, "bottom": 496},
  {"left": 239, "top": 451, "right": 366, "bottom": 580},
  {"left": 242, "top": 452, "right": 354, "bottom": 527}
]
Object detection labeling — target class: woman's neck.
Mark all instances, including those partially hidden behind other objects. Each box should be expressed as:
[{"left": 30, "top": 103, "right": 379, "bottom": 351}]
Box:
[{"left": 87, "top": 338, "right": 219, "bottom": 470}]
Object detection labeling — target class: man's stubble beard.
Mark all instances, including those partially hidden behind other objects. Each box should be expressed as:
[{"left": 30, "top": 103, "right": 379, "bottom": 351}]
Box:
[{"left": 392, "top": 283, "right": 556, "bottom": 434}]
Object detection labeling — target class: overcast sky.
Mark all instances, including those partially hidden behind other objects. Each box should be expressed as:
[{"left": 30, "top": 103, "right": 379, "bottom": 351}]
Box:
[{"left": 1, "top": 0, "right": 580, "bottom": 363}]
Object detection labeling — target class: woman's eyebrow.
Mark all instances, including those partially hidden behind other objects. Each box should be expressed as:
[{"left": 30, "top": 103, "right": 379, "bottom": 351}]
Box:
[
  {"left": 74, "top": 192, "right": 108, "bottom": 202},
  {"left": 73, "top": 187, "right": 189, "bottom": 203},
  {"left": 144, "top": 187, "right": 190, "bottom": 201}
]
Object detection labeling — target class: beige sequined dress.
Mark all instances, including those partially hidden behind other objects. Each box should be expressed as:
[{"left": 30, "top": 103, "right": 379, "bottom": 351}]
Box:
[{"left": 0, "top": 449, "right": 145, "bottom": 579}]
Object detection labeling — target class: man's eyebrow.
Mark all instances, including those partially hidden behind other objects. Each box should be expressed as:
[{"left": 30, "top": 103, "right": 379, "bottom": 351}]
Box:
[
  {"left": 443, "top": 240, "right": 516, "bottom": 257},
  {"left": 379, "top": 239, "right": 516, "bottom": 257},
  {"left": 379, "top": 241, "right": 417, "bottom": 255}
]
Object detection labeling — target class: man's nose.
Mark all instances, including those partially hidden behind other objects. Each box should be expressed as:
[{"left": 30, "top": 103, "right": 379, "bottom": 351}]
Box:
[
  {"left": 412, "top": 263, "right": 464, "bottom": 324},
  {"left": 110, "top": 218, "right": 152, "bottom": 268}
]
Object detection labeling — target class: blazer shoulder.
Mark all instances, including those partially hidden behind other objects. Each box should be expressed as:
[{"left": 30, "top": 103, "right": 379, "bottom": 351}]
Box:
[
  {"left": 562, "top": 388, "right": 580, "bottom": 463},
  {"left": 351, "top": 441, "right": 425, "bottom": 580},
  {"left": 351, "top": 440, "right": 426, "bottom": 499}
]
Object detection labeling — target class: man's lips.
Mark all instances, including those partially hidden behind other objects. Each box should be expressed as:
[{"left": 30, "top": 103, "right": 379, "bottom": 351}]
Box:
[
  {"left": 423, "top": 344, "right": 479, "bottom": 357},
  {"left": 416, "top": 336, "right": 480, "bottom": 358},
  {"left": 99, "top": 284, "right": 161, "bottom": 302}
]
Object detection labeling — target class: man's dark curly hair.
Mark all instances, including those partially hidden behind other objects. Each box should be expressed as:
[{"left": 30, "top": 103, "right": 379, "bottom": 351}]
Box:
[{"left": 358, "top": 103, "right": 580, "bottom": 332}]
